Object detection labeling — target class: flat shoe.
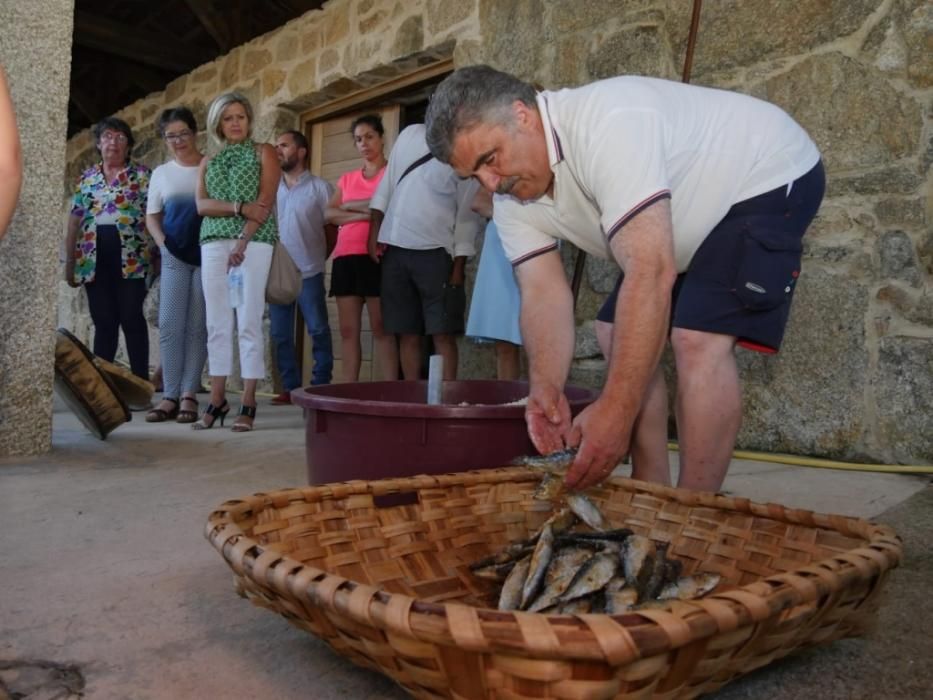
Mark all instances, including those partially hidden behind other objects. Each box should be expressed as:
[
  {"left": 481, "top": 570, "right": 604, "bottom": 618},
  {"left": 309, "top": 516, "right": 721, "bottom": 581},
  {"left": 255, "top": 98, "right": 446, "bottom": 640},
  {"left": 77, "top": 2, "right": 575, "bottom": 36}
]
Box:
[
  {"left": 176, "top": 397, "right": 199, "bottom": 424},
  {"left": 146, "top": 397, "right": 179, "bottom": 423}
]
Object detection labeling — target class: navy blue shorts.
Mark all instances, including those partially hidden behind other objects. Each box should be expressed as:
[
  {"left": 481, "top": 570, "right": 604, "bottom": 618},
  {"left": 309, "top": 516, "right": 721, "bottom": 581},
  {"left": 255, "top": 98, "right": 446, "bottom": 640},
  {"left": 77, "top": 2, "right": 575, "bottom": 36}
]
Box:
[{"left": 596, "top": 160, "right": 825, "bottom": 352}]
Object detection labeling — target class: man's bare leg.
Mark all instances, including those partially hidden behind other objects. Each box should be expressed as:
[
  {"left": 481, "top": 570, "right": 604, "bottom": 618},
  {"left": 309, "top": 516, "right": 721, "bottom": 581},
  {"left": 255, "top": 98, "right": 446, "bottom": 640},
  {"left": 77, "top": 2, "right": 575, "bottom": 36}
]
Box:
[
  {"left": 596, "top": 320, "right": 670, "bottom": 485},
  {"left": 671, "top": 328, "right": 740, "bottom": 492},
  {"left": 431, "top": 333, "right": 459, "bottom": 380},
  {"left": 629, "top": 366, "right": 672, "bottom": 485},
  {"left": 399, "top": 334, "right": 421, "bottom": 380}
]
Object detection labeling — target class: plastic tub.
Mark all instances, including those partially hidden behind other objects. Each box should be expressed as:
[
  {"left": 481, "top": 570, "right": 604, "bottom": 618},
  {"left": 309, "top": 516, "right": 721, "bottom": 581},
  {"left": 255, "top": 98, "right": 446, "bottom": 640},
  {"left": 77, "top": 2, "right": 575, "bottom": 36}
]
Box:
[{"left": 291, "top": 380, "right": 597, "bottom": 485}]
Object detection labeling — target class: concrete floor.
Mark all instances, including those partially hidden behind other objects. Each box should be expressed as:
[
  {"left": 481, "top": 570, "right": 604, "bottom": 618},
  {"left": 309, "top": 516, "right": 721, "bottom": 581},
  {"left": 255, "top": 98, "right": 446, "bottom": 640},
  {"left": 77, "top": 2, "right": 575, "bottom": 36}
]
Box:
[{"left": 1, "top": 398, "right": 930, "bottom": 699}]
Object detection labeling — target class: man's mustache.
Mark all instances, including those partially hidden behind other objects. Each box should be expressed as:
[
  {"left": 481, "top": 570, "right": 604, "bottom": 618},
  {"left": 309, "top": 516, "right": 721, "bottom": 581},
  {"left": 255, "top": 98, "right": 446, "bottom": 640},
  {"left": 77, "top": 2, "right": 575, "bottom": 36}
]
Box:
[{"left": 496, "top": 177, "right": 519, "bottom": 195}]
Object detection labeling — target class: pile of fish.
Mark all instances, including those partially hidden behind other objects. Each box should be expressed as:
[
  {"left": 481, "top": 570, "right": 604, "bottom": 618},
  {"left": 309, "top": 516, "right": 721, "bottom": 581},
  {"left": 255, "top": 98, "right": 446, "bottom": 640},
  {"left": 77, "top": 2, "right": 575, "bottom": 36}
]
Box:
[{"left": 469, "top": 449, "right": 721, "bottom": 614}]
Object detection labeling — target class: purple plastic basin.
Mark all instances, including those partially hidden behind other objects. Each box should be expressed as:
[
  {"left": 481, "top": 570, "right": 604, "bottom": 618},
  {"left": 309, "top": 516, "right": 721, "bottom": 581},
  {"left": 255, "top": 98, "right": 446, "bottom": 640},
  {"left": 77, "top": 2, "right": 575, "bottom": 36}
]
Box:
[{"left": 291, "top": 380, "right": 598, "bottom": 485}]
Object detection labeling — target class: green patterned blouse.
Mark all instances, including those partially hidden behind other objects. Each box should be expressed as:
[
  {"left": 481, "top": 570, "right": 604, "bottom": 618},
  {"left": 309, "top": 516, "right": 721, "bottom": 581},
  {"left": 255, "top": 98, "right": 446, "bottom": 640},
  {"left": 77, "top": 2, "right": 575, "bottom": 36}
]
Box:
[{"left": 199, "top": 139, "right": 277, "bottom": 245}]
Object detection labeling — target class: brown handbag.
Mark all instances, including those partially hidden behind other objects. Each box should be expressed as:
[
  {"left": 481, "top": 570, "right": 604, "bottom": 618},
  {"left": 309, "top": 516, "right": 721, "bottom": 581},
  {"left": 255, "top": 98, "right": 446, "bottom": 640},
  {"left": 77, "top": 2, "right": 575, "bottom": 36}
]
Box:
[{"left": 265, "top": 240, "right": 301, "bottom": 305}]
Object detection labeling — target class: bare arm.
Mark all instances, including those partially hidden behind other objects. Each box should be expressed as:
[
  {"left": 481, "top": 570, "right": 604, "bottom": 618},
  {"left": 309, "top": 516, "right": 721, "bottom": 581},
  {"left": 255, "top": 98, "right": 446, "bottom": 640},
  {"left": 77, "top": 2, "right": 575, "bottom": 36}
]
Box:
[
  {"left": 194, "top": 156, "right": 232, "bottom": 217},
  {"left": 515, "top": 248, "right": 576, "bottom": 454},
  {"left": 367, "top": 208, "right": 384, "bottom": 263},
  {"left": 63, "top": 213, "right": 81, "bottom": 287},
  {"left": 324, "top": 223, "right": 338, "bottom": 258},
  {"left": 325, "top": 186, "right": 367, "bottom": 225},
  {"left": 340, "top": 198, "right": 373, "bottom": 213},
  {"left": 227, "top": 143, "right": 280, "bottom": 268},
  {"left": 0, "top": 66, "right": 22, "bottom": 240},
  {"left": 145, "top": 212, "right": 166, "bottom": 248},
  {"left": 564, "top": 198, "right": 677, "bottom": 490},
  {"left": 194, "top": 152, "right": 271, "bottom": 223}
]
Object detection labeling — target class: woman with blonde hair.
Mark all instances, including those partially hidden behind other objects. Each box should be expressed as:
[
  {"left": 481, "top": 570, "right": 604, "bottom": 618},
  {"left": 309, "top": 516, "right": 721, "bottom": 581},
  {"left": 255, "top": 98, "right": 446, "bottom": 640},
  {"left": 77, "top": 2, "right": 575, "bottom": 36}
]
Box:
[{"left": 194, "top": 92, "right": 279, "bottom": 432}]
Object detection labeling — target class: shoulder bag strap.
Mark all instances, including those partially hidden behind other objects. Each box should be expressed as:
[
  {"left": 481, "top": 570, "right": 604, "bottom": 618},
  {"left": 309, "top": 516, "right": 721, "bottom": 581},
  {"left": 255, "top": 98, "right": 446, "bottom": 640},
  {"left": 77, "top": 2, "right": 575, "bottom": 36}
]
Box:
[{"left": 397, "top": 152, "right": 433, "bottom": 186}]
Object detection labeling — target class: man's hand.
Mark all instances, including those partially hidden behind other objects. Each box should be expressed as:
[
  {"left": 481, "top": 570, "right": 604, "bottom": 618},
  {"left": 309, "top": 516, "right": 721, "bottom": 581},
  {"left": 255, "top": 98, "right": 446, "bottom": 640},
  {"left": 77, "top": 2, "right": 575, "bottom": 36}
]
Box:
[
  {"left": 448, "top": 264, "right": 465, "bottom": 287},
  {"left": 368, "top": 209, "right": 384, "bottom": 263},
  {"left": 367, "top": 236, "right": 380, "bottom": 264},
  {"left": 563, "top": 397, "right": 632, "bottom": 491},
  {"left": 525, "top": 382, "right": 573, "bottom": 455}
]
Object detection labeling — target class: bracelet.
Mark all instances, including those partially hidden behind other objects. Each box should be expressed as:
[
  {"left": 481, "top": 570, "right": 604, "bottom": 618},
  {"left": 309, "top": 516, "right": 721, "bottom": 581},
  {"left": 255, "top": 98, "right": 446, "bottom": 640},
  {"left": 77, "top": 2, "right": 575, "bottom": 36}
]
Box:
[{"left": 234, "top": 201, "right": 241, "bottom": 216}]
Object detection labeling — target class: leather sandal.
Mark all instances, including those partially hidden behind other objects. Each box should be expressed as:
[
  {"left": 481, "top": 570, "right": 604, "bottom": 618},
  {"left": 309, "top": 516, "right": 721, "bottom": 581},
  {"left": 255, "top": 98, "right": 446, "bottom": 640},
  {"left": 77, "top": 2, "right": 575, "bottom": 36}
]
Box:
[
  {"left": 176, "top": 396, "right": 199, "bottom": 424},
  {"left": 231, "top": 404, "right": 257, "bottom": 433},
  {"left": 191, "top": 400, "right": 230, "bottom": 430},
  {"left": 146, "top": 397, "right": 179, "bottom": 423}
]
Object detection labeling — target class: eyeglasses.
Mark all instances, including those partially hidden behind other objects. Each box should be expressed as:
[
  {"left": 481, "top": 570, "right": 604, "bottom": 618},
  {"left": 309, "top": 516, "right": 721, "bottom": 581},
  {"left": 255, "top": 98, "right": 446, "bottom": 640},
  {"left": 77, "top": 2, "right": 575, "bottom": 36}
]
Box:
[
  {"left": 163, "top": 130, "right": 193, "bottom": 143},
  {"left": 99, "top": 132, "right": 128, "bottom": 144}
]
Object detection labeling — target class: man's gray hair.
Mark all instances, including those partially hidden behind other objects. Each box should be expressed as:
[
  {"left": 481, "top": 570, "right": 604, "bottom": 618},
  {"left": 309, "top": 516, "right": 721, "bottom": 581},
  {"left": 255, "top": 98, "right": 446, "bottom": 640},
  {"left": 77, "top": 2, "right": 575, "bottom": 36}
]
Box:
[{"left": 426, "top": 65, "right": 537, "bottom": 163}]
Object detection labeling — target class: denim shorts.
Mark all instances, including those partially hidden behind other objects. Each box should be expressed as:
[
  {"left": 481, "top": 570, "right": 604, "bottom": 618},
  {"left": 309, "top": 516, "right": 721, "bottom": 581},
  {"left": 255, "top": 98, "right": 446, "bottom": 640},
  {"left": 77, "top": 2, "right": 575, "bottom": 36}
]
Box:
[{"left": 596, "top": 160, "right": 825, "bottom": 352}]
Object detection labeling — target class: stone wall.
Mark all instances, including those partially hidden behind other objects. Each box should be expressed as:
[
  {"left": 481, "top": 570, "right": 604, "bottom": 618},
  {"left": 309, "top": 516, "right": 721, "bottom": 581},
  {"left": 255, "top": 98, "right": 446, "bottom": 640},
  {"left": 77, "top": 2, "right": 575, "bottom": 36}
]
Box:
[
  {"left": 57, "top": 0, "right": 931, "bottom": 463},
  {"left": 0, "top": 0, "right": 75, "bottom": 457}
]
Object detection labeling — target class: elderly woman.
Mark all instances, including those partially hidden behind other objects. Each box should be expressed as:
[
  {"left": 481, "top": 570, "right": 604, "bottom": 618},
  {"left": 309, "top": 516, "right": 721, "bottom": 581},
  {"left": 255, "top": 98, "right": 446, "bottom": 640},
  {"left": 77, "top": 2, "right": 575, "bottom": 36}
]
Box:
[
  {"left": 193, "top": 92, "right": 279, "bottom": 432},
  {"left": 64, "top": 116, "right": 152, "bottom": 379},
  {"left": 144, "top": 107, "right": 207, "bottom": 423}
]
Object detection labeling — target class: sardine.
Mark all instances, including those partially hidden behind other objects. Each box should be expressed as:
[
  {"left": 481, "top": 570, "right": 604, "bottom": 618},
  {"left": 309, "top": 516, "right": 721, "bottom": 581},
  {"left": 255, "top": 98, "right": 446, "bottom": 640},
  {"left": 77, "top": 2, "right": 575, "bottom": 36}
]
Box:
[
  {"left": 622, "top": 535, "right": 656, "bottom": 592},
  {"left": 471, "top": 559, "right": 518, "bottom": 581},
  {"left": 469, "top": 541, "right": 534, "bottom": 571},
  {"left": 543, "top": 507, "right": 577, "bottom": 534},
  {"left": 497, "top": 556, "right": 531, "bottom": 610},
  {"left": 520, "top": 523, "right": 555, "bottom": 609},
  {"left": 605, "top": 586, "right": 639, "bottom": 614},
  {"left": 566, "top": 492, "right": 606, "bottom": 531},
  {"left": 664, "top": 556, "right": 684, "bottom": 584},
  {"left": 513, "top": 447, "right": 578, "bottom": 473},
  {"left": 526, "top": 546, "right": 593, "bottom": 612},
  {"left": 560, "top": 552, "right": 619, "bottom": 603},
  {"left": 542, "top": 594, "right": 596, "bottom": 615},
  {"left": 562, "top": 528, "right": 633, "bottom": 543},
  {"left": 658, "top": 573, "right": 722, "bottom": 601},
  {"left": 533, "top": 472, "right": 564, "bottom": 500},
  {"left": 642, "top": 542, "right": 670, "bottom": 600}
]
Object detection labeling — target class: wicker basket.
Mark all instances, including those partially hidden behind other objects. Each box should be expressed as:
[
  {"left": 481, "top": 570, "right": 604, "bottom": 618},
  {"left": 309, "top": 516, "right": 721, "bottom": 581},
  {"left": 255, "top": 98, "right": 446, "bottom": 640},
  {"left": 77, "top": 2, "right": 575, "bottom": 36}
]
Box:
[{"left": 205, "top": 469, "right": 901, "bottom": 699}]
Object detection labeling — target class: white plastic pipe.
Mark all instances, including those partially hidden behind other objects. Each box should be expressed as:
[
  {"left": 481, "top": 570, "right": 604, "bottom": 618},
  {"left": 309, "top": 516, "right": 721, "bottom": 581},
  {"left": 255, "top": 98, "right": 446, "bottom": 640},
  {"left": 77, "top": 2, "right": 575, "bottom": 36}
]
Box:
[{"left": 427, "top": 354, "right": 444, "bottom": 405}]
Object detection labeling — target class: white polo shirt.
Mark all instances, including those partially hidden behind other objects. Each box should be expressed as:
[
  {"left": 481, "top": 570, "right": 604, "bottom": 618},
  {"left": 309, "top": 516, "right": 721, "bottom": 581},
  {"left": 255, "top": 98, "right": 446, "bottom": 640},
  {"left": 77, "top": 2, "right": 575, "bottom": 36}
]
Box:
[
  {"left": 494, "top": 76, "right": 821, "bottom": 272},
  {"left": 371, "top": 124, "right": 483, "bottom": 258}
]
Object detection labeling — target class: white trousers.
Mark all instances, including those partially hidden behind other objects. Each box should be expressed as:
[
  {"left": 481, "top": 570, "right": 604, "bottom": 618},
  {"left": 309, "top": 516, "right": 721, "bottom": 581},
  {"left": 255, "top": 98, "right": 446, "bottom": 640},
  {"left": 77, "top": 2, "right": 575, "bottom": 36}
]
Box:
[{"left": 201, "top": 239, "right": 273, "bottom": 379}]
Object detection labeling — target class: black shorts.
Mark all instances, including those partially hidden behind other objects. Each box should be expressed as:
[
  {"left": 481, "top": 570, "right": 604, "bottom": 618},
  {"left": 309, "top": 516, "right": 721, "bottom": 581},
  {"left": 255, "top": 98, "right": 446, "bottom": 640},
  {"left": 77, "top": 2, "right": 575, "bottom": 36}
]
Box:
[
  {"left": 329, "top": 254, "right": 381, "bottom": 298},
  {"left": 380, "top": 246, "right": 466, "bottom": 336},
  {"left": 597, "top": 160, "right": 825, "bottom": 352}
]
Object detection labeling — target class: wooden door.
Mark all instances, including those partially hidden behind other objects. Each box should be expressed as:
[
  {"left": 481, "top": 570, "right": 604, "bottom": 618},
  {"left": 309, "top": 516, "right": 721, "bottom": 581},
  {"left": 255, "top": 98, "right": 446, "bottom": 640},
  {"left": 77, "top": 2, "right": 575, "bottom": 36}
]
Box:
[{"left": 300, "top": 105, "right": 399, "bottom": 384}]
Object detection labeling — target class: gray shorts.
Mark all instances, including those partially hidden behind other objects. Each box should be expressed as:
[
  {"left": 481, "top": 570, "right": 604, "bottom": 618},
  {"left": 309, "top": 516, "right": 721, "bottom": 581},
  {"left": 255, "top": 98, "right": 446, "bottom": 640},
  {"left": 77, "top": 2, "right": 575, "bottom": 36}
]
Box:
[{"left": 380, "top": 246, "right": 466, "bottom": 336}]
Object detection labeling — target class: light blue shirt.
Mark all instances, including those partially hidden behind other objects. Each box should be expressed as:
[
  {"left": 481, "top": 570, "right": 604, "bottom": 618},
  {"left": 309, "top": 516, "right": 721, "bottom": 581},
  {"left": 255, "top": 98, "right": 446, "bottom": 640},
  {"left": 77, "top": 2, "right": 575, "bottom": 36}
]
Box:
[{"left": 276, "top": 171, "right": 334, "bottom": 278}]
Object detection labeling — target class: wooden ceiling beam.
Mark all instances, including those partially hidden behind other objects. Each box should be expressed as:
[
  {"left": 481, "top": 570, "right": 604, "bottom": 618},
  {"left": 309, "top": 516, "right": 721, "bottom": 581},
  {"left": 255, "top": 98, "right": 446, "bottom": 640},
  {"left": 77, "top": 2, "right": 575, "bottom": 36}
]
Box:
[
  {"left": 69, "top": 86, "right": 98, "bottom": 124},
  {"left": 182, "top": 0, "right": 231, "bottom": 52},
  {"left": 73, "top": 10, "right": 213, "bottom": 73}
]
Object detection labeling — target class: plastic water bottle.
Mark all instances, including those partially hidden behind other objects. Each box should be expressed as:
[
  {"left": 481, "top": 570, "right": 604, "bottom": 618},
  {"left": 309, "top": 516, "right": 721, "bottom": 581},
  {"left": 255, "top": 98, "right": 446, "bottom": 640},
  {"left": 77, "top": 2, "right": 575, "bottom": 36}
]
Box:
[{"left": 227, "top": 266, "right": 244, "bottom": 308}]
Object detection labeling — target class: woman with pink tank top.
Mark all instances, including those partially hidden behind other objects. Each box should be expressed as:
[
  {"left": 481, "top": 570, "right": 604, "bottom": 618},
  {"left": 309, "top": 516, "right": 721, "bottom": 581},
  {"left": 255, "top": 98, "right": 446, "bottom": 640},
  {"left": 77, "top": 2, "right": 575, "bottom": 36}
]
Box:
[{"left": 325, "top": 114, "right": 398, "bottom": 381}]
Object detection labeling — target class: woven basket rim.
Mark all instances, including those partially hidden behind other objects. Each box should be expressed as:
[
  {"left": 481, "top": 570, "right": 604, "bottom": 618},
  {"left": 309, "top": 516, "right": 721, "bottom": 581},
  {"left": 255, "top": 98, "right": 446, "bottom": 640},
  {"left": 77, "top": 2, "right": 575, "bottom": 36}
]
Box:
[{"left": 205, "top": 468, "right": 902, "bottom": 663}]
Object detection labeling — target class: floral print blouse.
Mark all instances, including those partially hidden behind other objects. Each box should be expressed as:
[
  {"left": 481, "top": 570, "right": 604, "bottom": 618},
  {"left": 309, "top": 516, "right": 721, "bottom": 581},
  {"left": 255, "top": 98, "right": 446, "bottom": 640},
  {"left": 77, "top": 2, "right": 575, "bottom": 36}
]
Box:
[{"left": 70, "top": 161, "right": 151, "bottom": 283}]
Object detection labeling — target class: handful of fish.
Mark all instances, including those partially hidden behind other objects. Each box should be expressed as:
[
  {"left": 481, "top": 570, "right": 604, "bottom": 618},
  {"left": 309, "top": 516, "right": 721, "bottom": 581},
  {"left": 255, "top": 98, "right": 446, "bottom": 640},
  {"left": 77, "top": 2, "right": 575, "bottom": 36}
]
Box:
[{"left": 472, "top": 449, "right": 722, "bottom": 613}]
